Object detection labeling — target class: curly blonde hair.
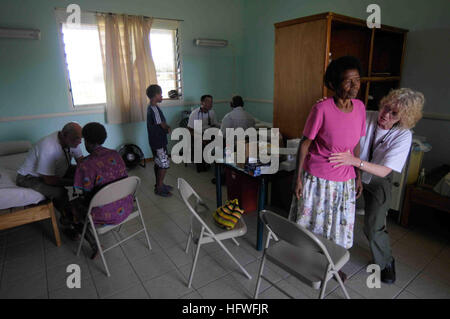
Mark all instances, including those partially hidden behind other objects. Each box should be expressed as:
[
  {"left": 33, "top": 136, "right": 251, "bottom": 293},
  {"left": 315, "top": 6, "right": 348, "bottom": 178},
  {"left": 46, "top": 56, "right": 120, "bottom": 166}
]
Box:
[{"left": 379, "top": 88, "right": 425, "bottom": 129}]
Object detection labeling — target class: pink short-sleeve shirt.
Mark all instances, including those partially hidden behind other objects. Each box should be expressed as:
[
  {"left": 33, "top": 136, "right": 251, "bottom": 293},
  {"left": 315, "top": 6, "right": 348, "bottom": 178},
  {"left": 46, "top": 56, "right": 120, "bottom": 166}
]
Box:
[{"left": 303, "top": 98, "right": 366, "bottom": 182}]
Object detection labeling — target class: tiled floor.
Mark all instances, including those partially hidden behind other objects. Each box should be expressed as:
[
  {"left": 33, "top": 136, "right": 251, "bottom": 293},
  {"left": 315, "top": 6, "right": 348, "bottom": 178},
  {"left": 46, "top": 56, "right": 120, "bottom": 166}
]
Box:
[{"left": 0, "top": 162, "right": 449, "bottom": 299}]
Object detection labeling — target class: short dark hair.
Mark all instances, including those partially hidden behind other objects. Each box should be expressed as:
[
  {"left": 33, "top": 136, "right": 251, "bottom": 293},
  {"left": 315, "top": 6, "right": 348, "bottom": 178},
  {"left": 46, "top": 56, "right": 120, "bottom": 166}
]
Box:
[
  {"left": 146, "top": 84, "right": 162, "bottom": 99},
  {"left": 201, "top": 95, "right": 213, "bottom": 102},
  {"left": 231, "top": 96, "right": 244, "bottom": 107},
  {"left": 82, "top": 122, "right": 107, "bottom": 145},
  {"left": 324, "top": 56, "right": 362, "bottom": 91}
]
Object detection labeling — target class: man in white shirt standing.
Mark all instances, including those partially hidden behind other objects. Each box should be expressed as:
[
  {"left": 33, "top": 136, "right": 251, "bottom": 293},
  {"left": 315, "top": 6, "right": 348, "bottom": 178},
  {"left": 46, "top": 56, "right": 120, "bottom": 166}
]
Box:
[
  {"left": 188, "top": 95, "right": 219, "bottom": 172},
  {"left": 17, "top": 122, "right": 84, "bottom": 228}
]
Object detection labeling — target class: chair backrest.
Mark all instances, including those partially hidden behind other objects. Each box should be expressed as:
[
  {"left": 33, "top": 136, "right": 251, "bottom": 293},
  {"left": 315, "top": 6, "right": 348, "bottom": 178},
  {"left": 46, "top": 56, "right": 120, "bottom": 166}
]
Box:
[
  {"left": 88, "top": 176, "right": 140, "bottom": 211},
  {"left": 177, "top": 177, "right": 215, "bottom": 235},
  {"left": 260, "top": 210, "right": 334, "bottom": 264}
]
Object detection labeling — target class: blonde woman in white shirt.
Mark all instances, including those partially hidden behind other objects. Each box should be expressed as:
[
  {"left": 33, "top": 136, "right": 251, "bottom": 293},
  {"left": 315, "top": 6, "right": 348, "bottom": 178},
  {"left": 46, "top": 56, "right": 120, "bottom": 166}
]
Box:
[{"left": 328, "top": 88, "right": 425, "bottom": 284}]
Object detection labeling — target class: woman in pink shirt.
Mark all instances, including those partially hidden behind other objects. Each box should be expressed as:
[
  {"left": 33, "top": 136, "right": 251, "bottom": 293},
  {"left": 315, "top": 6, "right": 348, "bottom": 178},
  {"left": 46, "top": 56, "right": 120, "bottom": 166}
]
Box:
[{"left": 290, "top": 56, "right": 366, "bottom": 266}]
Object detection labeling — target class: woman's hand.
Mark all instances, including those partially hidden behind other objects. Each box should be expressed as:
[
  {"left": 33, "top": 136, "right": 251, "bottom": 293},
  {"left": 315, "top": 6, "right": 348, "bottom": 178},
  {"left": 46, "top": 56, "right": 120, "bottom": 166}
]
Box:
[
  {"left": 329, "top": 150, "right": 359, "bottom": 168},
  {"left": 355, "top": 177, "right": 363, "bottom": 199},
  {"left": 295, "top": 179, "right": 303, "bottom": 200}
]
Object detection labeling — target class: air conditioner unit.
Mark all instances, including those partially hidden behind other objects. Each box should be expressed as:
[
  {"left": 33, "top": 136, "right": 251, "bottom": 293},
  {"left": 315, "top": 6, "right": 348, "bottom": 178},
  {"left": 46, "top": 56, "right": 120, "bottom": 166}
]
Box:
[
  {"left": 0, "top": 28, "right": 40, "bottom": 40},
  {"left": 194, "top": 38, "right": 228, "bottom": 47}
]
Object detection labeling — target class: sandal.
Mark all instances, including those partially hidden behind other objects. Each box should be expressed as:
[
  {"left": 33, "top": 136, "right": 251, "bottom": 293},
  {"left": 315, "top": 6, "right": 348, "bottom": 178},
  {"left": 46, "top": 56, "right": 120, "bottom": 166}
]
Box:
[
  {"left": 154, "top": 184, "right": 173, "bottom": 192},
  {"left": 154, "top": 187, "right": 172, "bottom": 197}
]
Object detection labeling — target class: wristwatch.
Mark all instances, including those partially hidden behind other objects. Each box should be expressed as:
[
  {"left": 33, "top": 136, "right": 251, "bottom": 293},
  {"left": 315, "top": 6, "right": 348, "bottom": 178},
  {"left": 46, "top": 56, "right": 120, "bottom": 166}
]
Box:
[{"left": 359, "top": 160, "right": 364, "bottom": 168}]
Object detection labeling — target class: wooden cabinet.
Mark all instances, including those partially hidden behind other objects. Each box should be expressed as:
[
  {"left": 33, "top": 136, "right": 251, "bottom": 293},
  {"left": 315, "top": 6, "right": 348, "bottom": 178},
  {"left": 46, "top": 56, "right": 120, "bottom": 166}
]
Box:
[{"left": 274, "top": 12, "right": 408, "bottom": 138}]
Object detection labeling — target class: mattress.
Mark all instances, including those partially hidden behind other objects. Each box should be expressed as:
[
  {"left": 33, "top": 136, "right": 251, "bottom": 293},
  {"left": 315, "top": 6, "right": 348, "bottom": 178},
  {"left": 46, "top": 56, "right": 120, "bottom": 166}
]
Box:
[{"left": 0, "top": 149, "right": 46, "bottom": 210}]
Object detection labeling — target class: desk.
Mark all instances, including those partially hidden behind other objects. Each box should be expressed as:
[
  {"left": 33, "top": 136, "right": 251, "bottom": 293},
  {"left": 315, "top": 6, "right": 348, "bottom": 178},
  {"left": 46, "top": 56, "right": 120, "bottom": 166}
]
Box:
[
  {"left": 215, "top": 162, "right": 268, "bottom": 251},
  {"left": 401, "top": 184, "right": 450, "bottom": 227}
]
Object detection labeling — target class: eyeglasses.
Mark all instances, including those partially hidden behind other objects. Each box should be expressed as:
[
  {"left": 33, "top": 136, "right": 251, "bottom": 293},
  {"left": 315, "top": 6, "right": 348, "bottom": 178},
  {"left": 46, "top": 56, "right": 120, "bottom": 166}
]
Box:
[{"left": 380, "top": 105, "right": 400, "bottom": 118}]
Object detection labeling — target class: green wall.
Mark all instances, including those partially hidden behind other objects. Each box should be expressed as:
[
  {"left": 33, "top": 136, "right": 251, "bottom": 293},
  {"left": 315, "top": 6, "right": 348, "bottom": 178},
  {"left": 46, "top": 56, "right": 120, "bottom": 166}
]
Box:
[
  {"left": 1, "top": 0, "right": 449, "bottom": 169},
  {"left": 0, "top": 0, "right": 244, "bottom": 156}
]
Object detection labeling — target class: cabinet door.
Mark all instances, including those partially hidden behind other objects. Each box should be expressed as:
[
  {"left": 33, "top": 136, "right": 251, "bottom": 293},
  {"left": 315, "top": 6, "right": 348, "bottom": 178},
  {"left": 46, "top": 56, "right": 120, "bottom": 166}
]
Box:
[{"left": 274, "top": 19, "right": 327, "bottom": 139}]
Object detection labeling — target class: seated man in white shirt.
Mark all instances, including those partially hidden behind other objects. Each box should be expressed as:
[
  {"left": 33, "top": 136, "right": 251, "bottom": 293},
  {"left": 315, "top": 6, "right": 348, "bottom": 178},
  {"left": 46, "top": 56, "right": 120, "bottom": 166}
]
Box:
[
  {"left": 188, "top": 94, "right": 219, "bottom": 134},
  {"left": 220, "top": 95, "right": 256, "bottom": 135},
  {"left": 16, "top": 122, "right": 84, "bottom": 230},
  {"left": 187, "top": 95, "right": 219, "bottom": 172}
]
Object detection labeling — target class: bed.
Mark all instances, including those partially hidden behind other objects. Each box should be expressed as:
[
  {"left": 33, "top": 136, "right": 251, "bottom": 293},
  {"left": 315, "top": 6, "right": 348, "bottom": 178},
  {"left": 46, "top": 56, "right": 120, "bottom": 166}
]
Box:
[{"left": 0, "top": 141, "right": 61, "bottom": 246}]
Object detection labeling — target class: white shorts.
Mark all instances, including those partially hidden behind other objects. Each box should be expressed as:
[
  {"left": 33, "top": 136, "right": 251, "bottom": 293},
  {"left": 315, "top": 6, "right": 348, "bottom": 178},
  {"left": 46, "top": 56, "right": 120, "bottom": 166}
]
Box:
[{"left": 154, "top": 148, "right": 170, "bottom": 169}]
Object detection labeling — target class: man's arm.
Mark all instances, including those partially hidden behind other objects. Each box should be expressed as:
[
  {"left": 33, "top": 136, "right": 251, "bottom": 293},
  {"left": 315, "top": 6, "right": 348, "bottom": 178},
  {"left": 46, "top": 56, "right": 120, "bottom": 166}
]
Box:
[
  {"left": 220, "top": 114, "right": 231, "bottom": 136},
  {"left": 160, "top": 121, "right": 171, "bottom": 133},
  {"left": 41, "top": 174, "right": 73, "bottom": 187}
]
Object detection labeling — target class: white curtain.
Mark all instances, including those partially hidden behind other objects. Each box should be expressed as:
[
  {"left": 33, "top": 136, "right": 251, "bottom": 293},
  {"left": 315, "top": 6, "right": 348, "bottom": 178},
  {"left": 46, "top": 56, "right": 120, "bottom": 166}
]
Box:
[{"left": 97, "top": 14, "right": 157, "bottom": 124}]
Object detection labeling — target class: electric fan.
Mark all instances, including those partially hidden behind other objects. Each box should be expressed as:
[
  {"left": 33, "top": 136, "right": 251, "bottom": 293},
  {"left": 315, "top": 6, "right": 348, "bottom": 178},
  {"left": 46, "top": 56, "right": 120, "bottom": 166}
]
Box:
[{"left": 118, "top": 144, "right": 145, "bottom": 169}]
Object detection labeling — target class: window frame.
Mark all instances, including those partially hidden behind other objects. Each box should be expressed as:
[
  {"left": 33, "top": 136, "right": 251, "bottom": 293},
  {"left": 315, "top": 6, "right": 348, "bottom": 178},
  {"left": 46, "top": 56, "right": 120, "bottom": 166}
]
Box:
[
  {"left": 150, "top": 20, "right": 183, "bottom": 102},
  {"left": 55, "top": 9, "right": 184, "bottom": 110}
]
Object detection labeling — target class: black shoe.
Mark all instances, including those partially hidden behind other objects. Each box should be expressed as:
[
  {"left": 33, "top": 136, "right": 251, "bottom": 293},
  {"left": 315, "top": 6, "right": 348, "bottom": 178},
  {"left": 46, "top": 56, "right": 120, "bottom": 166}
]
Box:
[
  {"left": 338, "top": 270, "right": 347, "bottom": 283},
  {"left": 381, "top": 259, "right": 396, "bottom": 284},
  {"left": 63, "top": 227, "right": 80, "bottom": 241},
  {"left": 59, "top": 216, "right": 72, "bottom": 227}
]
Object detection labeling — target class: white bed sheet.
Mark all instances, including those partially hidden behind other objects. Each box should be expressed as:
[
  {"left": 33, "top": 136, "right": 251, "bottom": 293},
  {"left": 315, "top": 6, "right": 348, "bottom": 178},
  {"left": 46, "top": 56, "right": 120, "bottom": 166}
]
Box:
[{"left": 0, "top": 152, "right": 46, "bottom": 210}]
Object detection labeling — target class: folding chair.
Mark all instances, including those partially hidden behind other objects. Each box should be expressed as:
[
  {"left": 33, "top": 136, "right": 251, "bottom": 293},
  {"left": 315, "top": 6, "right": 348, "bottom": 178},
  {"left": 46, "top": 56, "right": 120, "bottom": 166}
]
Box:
[
  {"left": 254, "top": 210, "right": 351, "bottom": 299},
  {"left": 177, "top": 178, "right": 252, "bottom": 288},
  {"left": 76, "top": 176, "right": 152, "bottom": 277}
]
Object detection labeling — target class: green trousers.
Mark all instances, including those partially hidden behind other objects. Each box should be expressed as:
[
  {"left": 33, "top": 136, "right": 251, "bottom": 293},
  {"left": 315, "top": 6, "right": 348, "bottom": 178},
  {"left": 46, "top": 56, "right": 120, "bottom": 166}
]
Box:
[{"left": 357, "top": 173, "right": 394, "bottom": 270}]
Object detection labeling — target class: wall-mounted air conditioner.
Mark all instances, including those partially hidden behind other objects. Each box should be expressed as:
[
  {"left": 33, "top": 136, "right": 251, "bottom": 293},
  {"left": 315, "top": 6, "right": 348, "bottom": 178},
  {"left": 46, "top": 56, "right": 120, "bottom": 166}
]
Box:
[
  {"left": 0, "top": 28, "right": 40, "bottom": 40},
  {"left": 194, "top": 38, "right": 228, "bottom": 47}
]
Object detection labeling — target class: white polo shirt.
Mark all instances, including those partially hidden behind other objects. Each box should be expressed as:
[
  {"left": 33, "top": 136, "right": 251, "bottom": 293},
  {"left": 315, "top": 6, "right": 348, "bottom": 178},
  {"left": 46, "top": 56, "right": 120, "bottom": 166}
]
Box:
[
  {"left": 360, "top": 111, "right": 412, "bottom": 184},
  {"left": 220, "top": 106, "right": 256, "bottom": 135},
  {"left": 18, "top": 132, "right": 83, "bottom": 178},
  {"left": 188, "top": 107, "right": 218, "bottom": 131}
]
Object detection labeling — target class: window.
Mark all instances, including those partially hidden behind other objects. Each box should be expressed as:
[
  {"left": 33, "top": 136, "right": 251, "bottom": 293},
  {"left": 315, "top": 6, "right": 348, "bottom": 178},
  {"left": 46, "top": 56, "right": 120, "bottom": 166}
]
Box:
[
  {"left": 150, "top": 28, "right": 182, "bottom": 99},
  {"left": 61, "top": 23, "right": 106, "bottom": 106},
  {"left": 57, "top": 11, "right": 182, "bottom": 108}
]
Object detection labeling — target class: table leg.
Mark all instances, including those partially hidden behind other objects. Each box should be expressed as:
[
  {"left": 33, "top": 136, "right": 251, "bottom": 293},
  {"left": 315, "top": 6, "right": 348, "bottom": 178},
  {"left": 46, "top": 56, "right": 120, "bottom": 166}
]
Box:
[
  {"left": 256, "top": 177, "right": 266, "bottom": 251},
  {"left": 215, "top": 164, "right": 222, "bottom": 208}
]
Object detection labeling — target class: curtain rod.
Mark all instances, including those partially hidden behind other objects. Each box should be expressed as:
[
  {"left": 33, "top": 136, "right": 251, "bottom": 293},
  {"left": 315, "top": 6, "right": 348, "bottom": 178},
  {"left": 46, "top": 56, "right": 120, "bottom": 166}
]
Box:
[{"left": 55, "top": 7, "right": 183, "bottom": 22}]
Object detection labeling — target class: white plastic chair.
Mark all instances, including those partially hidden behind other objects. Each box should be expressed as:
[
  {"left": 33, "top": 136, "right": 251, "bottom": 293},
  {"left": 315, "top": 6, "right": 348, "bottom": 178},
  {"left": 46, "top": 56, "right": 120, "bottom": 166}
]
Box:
[
  {"left": 177, "top": 177, "right": 252, "bottom": 288},
  {"left": 76, "top": 176, "right": 152, "bottom": 277},
  {"left": 254, "top": 210, "right": 351, "bottom": 299}
]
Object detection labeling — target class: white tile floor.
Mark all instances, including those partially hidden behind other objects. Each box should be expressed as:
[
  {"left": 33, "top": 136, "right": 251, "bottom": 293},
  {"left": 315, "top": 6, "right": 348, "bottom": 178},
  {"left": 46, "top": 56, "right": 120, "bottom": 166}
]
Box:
[{"left": 0, "top": 162, "right": 449, "bottom": 299}]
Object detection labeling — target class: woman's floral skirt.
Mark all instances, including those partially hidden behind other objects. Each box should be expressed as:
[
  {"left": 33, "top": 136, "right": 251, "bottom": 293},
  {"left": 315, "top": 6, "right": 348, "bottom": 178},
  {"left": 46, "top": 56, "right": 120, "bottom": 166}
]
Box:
[{"left": 289, "top": 171, "right": 356, "bottom": 249}]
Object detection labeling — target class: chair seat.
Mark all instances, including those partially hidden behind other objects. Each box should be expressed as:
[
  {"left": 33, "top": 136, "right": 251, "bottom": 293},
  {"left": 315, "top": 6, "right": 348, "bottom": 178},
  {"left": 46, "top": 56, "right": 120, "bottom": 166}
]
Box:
[
  {"left": 266, "top": 240, "right": 349, "bottom": 290},
  {"left": 96, "top": 210, "right": 140, "bottom": 235},
  {"left": 192, "top": 204, "right": 247, "bottom": 244}
]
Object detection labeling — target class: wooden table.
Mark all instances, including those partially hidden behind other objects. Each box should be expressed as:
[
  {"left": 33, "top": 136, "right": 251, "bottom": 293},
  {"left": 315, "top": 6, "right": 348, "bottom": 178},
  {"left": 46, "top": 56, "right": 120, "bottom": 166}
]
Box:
[
  {"left": 401, "top": 184, "right": 450, "bottom": 227},
  {"left": 215, "top": 162, "right": 269, "bottom": 251}
]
